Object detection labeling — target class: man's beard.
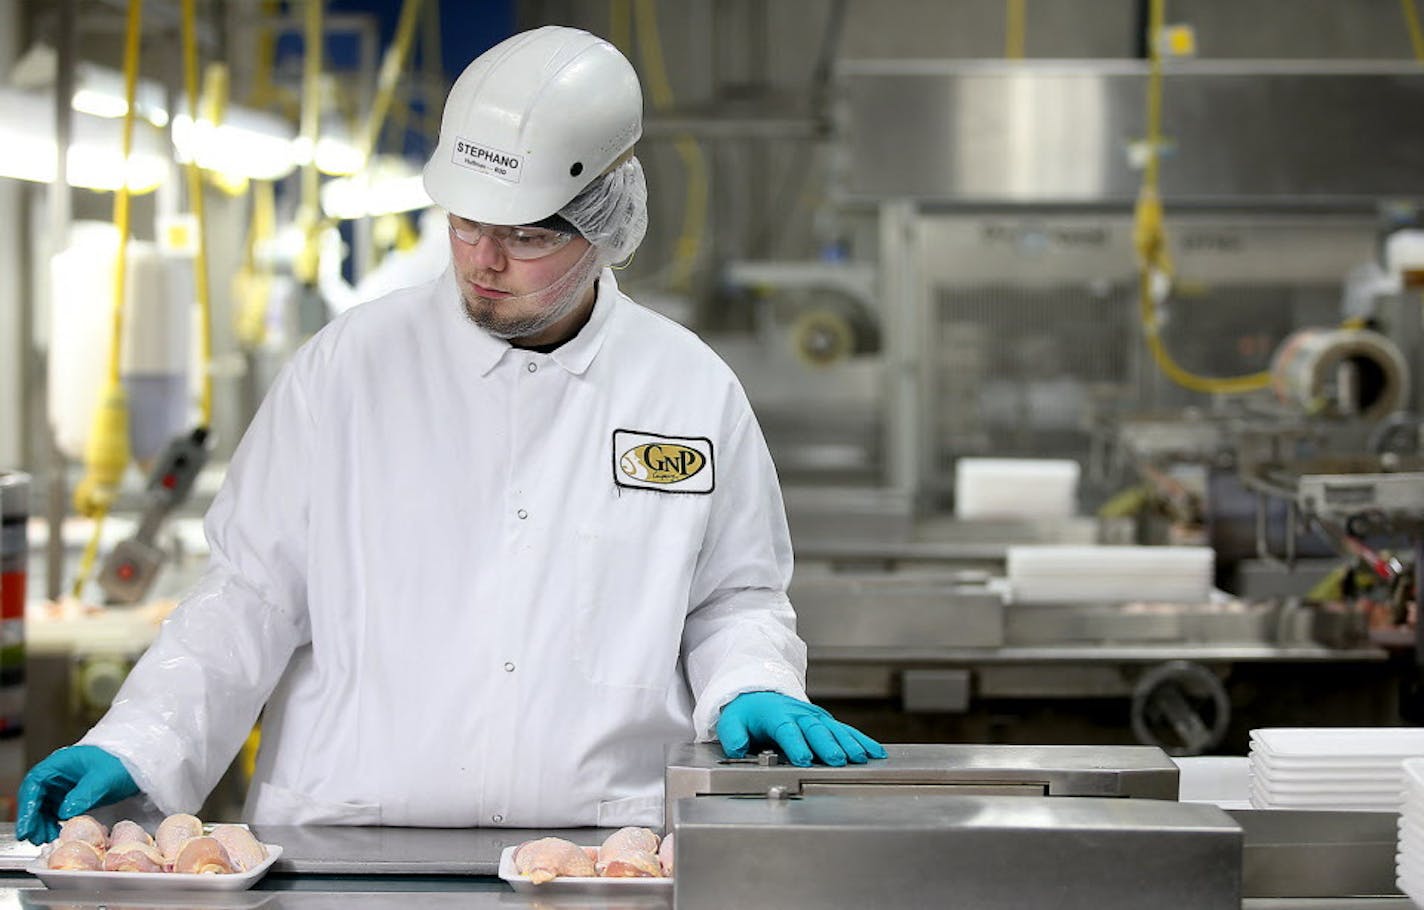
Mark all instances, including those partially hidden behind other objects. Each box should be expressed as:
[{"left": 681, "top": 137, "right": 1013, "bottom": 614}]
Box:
[{"left": 459, "top": 244, "right": 601, "bottom": 341}]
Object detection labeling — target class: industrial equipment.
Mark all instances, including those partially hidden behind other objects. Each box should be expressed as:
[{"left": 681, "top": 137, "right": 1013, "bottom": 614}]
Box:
[
  {"left": 670, "top": 793, "right": 1241, "bottom": 910},
  {"left": 95, "top": 427, "right": 212, "bottom": 605},
  {"left": 665, "top": 741, "right": 1179, "bottom": 802},
  {"left": 717, "top": 60, "right": 1424, "bottom": 753}
]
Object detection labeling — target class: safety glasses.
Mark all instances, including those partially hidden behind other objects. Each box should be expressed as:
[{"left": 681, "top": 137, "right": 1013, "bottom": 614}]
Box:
[{"left": 447, "top": 215, "right": 576, "bottom": 260}]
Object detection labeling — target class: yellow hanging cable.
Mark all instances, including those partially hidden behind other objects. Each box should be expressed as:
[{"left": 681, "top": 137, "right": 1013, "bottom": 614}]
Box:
[
  {"left": 1134, "top": 0, "right": 1270, "bottom": 395},
  {"left": 234, "top": 179, "right": 277, "bottom": 351},
  {"left": 295, "top": 0, "right": 325, "bottom": 285},
  {"left": 632, "top": 0, "right": 708, "bottom": 290},
  {"left": 355, "top": 0, "right": 423, "bottom": 165},
  {"left": 71, "top": 0, "right": 145, "bottom": 597},
  {"left": 1404, "top": 0, "right": 1424, "bottom": 61},
  {"left": 610, "top": 0, "right": 632, "bottom": 53},
  {"left": 1004, "top": 0, "right": 1026, "bottom": 60},
  {"left": 251, "top": 0, "right": 278, "bottom": 106},
  {"left": 180, "top": 0, "right": 214, "bottom": 428}
]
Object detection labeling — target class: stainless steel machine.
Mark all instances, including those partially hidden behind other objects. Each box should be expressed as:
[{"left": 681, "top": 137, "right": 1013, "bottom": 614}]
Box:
[
  {"left": 671, "top": 793, "right": 1241, "bottom": 910},
  {"left": 666, "top": 741, "right": 1242, "bottom": 909},
  {"left": 709, "top": 61, "right": 1424, "bottom": 753},
  {"left": 665, "top": 741, "right": 1179, "bottom": 802}
]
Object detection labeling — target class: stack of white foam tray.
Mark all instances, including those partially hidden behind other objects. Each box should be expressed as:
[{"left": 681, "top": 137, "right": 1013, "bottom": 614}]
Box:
[
  {"left": 1248, "top": 727, "right": 1424, "bottom": 812},
  {"left": 953, "top": 458, "right": 1079, "bottom": 520},
  {"left": 1005, "top": 545, "right": 1213, "bottom": 604},
  {"left": 1398, "top": 758, "right": 1424, "bottom": 905}
]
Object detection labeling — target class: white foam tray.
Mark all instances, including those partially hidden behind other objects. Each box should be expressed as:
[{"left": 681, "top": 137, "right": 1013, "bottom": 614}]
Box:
[
  {"left": 28, "top": 843, "right": 282, "bottom": 892},
  {"left": 498, "top": 846, "right": 671, "bottom": 893},
  {"left": 1251, "top": 728, "right": 1424, "bottom": 758}
]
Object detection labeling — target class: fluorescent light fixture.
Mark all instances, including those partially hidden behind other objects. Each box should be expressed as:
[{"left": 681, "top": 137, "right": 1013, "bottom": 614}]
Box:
[
  {"left": 292, "top": 116, "right": 366, "bottom": 177},
  {"left": 315, "top": 134, "right": 365, "bottom": 176},
  {"left": 0, "top": 87, "right": 167, "bottom": 192},
  {"left": 172, "top": 102, "right": 299, "bottom": 181},
  {"left": 320, "top": 156, "right": 432, "bottom": 219},
  {"left": 12, "top": 44, "right": 170, "bottom": 128}
]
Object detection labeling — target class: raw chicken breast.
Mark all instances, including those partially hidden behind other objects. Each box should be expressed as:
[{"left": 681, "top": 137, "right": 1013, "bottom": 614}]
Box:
[
  {"left": 172, "top": 836, "right": 235, "bottom": 874},
  {"left": 658, "top": 832, "right": 675, "bottom": 876},
  {"left": 56, "top": 815, "right": 108, "bottom": 849},
  {"left": 601, "top": 849, "right": 662, "bottom": 877},
  {"left": 109, "top": 820, "right": 154, "bottom": 847},
  {"left": 210, "top": 824, "right": 267, "bottom": 872},
  {"left": 514, "top": 837, "right": 597, "bottom": 884},
  {"left": 596, "top": 827, "right": 662, "bottom": 876},
  {"left": 155, "top": 813, "right": 204, "bottom": 862},
  {"left": 104, "top": 841, "right": 166, "bottom": 873},
  {"left": 48, "top": 840, "right": 104, "bottom": 870}
]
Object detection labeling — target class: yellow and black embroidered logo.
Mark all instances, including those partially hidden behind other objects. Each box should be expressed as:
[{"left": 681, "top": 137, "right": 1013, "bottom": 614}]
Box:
[
  {"left": 612, "top": 429, "right": 715, "bottom": 494},
  {"left": 620, "top": 443, "right": 706, "bottom": 484}
]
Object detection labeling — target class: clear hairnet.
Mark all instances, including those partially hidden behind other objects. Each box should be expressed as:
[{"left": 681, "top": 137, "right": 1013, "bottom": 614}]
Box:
[{"left": 558, "top": 156, "right": 648, "bottom": 266}]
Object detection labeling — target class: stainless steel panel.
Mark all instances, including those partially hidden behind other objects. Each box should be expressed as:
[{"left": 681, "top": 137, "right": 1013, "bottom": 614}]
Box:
[
  {"left": 977, "top": 664, "right": 1132, "bottom": 699},
  {"left": 917, "top": 214, "right": 1377, "bottom": 287},
  {"left": 805, "top": 663, "right": 897, "bottom": 698},
  {"left": 235, "top": 824, "right": 617, "bottom": 876},
  {"left": 1229, "top": 808, "right": 1401, "bottom": 898},
  {"left": 671, "top": 794, "right": 1241, "bottom": 910},
  {"left": 15, "top": 890, "right": 673, "bottom": 909},
  {"left": 809, "top": 643, "right": 1385, "bottom": 664},
  {"left": 901, "top": 668, "right": 972, "bottom": 711},
  {"left": 781, "top": 484, "right": 914, "bottom": 545},
  {"left": 664, "top": 741, "right": 1179, "bottom": 803},
  {"left": 839, "top": 61, "right": 1424, "bottom": 203},
  {"left": 1005, "top": 602, "right": 1279, "bottom": 646},
  {"left": 790, "top": 575, "right": 1003, "bottom": 649}
]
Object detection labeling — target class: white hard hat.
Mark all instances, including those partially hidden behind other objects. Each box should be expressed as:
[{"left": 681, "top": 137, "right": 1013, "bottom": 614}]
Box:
[{"left": 423, "top": 26, "right": 643, "bottom": 227}]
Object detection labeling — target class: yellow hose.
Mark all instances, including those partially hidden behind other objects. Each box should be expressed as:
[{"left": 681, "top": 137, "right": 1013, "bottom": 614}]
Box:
[
  {"left": 180, "top": 0, "right": 214, "bottom": 427},
  {"left": 609, "top": 0, "right": 632, "bottom": 53},
  {"left": 72, "top": 0, "right": 145, "bottom": 595},
  {"left": 295, "top": 0, "right": 325, "bottom": 284},
  {"left": 234, "top": 179, "right": 276, "bottom": 351},
  {"left": 1005, "top": 0, "right": 1026, "bottom": 59},
  {"left": 632, "top": 0, "right": 708, "bottom": 290},
  {"left": 355, "top": 0, "right": 424, "bottom": 165},
  {"left": 1404, "top": 0, "right": 1424, "bottom": 61},
  {"left": 1134, "top": 0, "right": 1270, "bottom": 395}
]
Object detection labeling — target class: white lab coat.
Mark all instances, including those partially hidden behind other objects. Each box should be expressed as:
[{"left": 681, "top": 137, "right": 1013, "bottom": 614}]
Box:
[{"left": 82, "top": 267, "right": 808, "bottom": 828}]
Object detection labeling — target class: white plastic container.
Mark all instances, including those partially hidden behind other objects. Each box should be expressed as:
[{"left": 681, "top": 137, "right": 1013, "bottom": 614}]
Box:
[
  {"left": 48, "top": 223, "right": 193, "bottom": 465},
  {"left": 954, "top": 458, "right": 1080, "bottom": 519},
  {"left": 1005, "top": 545, "right": 1214, "bottom": 604}
]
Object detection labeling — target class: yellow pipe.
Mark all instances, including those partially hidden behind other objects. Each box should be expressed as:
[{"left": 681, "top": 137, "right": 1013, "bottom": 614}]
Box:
[
  {"left": 632, "top": 0, "right": 708, "bottom": 289},
  {"left": 106, "top": 0, "right": 144, "bottom": 389},
  {"left": 610, "top": 0, "right": 632, "bottom": 52},
  {"left": 181, "top": 0, "right": 215, "bottom": 427},
  {"left": 356, "top": 0, "right": 424, "bottom": 165},
  {"left": 72, "top": 0, "right": 145, "bottom": 592},
  {"left": 1404, "top": 0, "right": 1424, "bottom": 62},
  {"left": 1005, "top": 0, "right": 1026, "bottom": 60},
  {"left": 296, "top": 0, "right": 324, "bottom": 284}
]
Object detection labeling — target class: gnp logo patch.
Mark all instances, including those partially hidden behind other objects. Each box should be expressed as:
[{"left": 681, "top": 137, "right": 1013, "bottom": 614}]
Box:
[{"left": 613, "top": 430, "right": 714, "bottom": 494}]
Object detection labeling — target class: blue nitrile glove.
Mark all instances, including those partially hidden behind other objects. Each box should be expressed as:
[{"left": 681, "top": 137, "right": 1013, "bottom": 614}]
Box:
[
  {"left": 716, "top": 691, "right": 888, "bottom": 768},
  {"left": 15, "top": 746, "right": 140, "bottom": 845}
]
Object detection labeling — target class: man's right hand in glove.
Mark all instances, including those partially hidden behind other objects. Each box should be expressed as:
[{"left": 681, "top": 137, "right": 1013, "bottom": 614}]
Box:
[{"left": 16, "top": 746, "right": 140, "bottom": 845}]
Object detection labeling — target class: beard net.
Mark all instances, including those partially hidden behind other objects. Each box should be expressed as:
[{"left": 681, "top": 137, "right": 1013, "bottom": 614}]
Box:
[{"left": 461, "top": 241, "right": 603, "bottom": 340}]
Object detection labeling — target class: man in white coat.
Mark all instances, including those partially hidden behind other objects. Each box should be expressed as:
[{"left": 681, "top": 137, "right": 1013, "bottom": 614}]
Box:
[{"left": 17, "top": 25, "right": 883, "bottom": 842}]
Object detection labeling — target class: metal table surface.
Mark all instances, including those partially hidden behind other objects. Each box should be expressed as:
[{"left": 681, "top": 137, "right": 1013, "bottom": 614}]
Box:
[
  {"left": 0, "top": 825, "right": 620, "bottom": 877},
  {"left": 810, "top": 644, "right": 1390, "bottom": 663},
  {"left": 1, "top": 823, "right": 1417, "bottom": 908},
  {"left": 0, "top": 883, "right": 1415, "bottom": 909}
]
